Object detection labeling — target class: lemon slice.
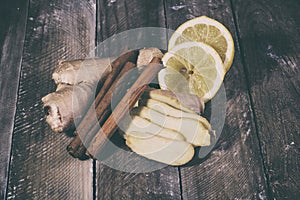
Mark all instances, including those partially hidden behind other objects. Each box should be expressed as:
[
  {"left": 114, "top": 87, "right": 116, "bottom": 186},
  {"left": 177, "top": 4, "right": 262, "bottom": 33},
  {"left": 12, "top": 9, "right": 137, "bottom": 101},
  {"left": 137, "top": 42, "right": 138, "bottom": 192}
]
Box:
[
  {"left": 168, "top": 16, "right": 234, "bottom": 71},
  {"left": 159, "top": 42, "right": 225, "bottom": 102}
]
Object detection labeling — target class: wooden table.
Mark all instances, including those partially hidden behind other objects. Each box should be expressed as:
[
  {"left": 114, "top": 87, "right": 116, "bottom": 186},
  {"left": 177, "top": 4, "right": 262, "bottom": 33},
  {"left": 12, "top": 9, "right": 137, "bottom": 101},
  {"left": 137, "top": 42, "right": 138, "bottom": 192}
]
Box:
[{"left": 0, "top": 0, "right": 299, "bottom": 199}]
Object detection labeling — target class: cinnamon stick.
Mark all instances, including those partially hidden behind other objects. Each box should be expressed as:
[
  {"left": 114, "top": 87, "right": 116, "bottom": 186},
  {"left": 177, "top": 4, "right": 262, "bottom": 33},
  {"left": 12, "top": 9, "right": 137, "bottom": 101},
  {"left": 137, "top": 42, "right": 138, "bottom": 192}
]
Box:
[
  {"left": 87, "top": 57, "right": 163, "bottom": 158},
  {"left": 67, "top": 61, "right": 136, "bottom": 159},
  {"left": 66, "top": 51, "right": 138, "bottom": 159},
  {"left": 73, "top": 50, "right": 138, "bottom": 134}
]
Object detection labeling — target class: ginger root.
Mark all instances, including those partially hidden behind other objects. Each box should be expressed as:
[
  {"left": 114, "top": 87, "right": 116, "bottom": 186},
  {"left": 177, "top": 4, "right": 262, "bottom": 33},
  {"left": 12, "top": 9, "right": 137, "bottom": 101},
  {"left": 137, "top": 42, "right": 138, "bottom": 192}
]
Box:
[{"left": 42, "top": 58, "right": 112, "bottom": 133}]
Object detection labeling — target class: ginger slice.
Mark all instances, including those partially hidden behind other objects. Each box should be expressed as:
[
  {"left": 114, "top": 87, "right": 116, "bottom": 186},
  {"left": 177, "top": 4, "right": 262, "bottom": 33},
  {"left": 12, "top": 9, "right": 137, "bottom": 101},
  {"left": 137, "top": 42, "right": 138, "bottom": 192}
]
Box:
[{"left": 125, "top": 131, "right": 194, "bottom": 166}]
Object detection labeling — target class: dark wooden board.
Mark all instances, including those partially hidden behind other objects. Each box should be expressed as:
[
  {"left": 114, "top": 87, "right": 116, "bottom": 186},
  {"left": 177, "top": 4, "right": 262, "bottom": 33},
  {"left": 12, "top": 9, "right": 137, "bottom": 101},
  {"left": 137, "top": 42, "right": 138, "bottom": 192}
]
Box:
[
  {"left": 164, "top": 0, "right": 269, "bottom": 199},
  {"left": 96, "top": 151, "right": 182, "bottom": 200},
  {"left": 0, "top": 0, "right": 29, "bottom": 199},
  {"left": 232, "top": 0, "right": 300, "bottom": 199},
  {"left": 2, "top": 0, "right": 298, "bottom": 199},
  {"left": 6, "top": 0, "right": 96, "bottom": 199},
  {"left": 95, "top": 0, "right": 182, "bottom": 199},
  {"left": 97, "top": 0, "right": 166, "bottom": 41}
]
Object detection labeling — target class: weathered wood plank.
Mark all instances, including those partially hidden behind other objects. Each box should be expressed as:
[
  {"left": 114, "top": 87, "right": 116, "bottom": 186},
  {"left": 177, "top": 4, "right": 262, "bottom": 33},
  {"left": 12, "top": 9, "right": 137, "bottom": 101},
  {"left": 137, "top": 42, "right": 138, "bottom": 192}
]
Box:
[
  {"left": 6, "top": 0, "right": 96, "bottom": 199},
  {"left": 96, "top": 152, "right": 181, "bottom": 200},
  {"left": 96, "top": 0, "right": 182, "bottom": 199},
  {"left": 98, "top": 0, "right": 166, "bottom": 41},
  {"left": 0, "top": 1, "right": 29, "bottom": 199},
  {"left": 232, "top": 0, "right": 300, "bottom": 199},
  {"left": 165, "top": 0, "right": 269, "bottom": 199}
]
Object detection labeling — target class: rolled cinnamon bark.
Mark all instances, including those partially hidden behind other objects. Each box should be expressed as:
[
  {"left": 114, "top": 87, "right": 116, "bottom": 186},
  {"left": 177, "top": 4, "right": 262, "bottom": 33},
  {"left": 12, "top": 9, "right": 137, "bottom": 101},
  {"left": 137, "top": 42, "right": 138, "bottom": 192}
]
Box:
[
  {"left": 67, "top": 61, "right": 137, "bottom": 159},
  {"left": 87, "top": 57, "right": 163, "bottom": 158}
]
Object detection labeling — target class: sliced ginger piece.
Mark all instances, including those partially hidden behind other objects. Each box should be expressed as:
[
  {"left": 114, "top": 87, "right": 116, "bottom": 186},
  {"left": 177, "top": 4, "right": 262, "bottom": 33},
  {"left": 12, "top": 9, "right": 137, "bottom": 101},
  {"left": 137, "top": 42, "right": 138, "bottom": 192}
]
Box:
[
  {"left": 142, "top": 89, "right": 204, "bottom": 114},
  {"left": 121, "top": 115, "right": 185, "bottom": 141},
  {"left": 125, "top": 131, "right": 194, "bottom": 166},
  {"left": 139, "top": 98, "right": 211, "bottom": 130},
  {"left": 131, "top": 106, "right": 213, "bottom": 146}
]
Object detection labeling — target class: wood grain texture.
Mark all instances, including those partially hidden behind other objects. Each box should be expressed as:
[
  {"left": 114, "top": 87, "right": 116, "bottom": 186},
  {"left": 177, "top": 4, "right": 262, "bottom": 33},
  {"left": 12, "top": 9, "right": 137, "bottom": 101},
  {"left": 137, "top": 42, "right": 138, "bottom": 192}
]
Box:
[
  {"left": 97, "top": 161, "right": 181, "bottom": 200},
  {"left": 96, "top": 0, "right": 182, "bottom": 199},
  {"left": 98, "top": 0, "right": 166, "bottom": 41},
  {"left": 6, "top": 0, "right": 96, "bottom": 199},
  {"left": 96, "top": 0, "right": 168, "bottom": 59},
  {"left": 165, "top": 0, "right": 269, "bottom": 199},
  {"left": 232, "top": 0, "right": 300, "bottom": 199},
  {"left": 0, "top": 0, "right": 29, "bottom": 199}
]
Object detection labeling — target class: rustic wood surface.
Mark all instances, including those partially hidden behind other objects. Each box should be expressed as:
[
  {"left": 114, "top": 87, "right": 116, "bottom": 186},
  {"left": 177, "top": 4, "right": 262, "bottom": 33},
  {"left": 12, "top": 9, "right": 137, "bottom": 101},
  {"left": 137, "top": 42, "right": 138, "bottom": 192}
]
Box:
[
  {"left": 233, "top": 0, "right": 300, "bottom": 199},
  {"left": 0, "top": 0, "right": 299, "bottom": 199},
  {"left": 0, "top": 1, "right": 29, "bottom": 199},
  {"left": 2, "top": 0, "right": 96, "bottom": 199}
]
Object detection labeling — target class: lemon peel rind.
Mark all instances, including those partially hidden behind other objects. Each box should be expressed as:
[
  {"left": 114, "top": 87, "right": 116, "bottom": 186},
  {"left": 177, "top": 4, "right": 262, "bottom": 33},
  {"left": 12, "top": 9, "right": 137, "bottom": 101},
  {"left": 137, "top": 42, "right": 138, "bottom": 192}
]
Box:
[{"left": 168, "top": 16, "right": 234, "bottom": 71}]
